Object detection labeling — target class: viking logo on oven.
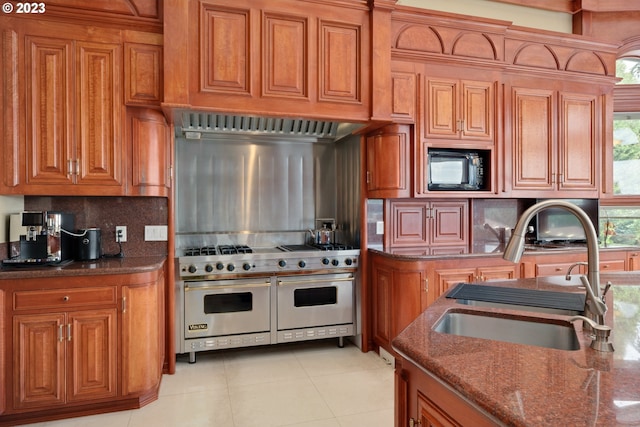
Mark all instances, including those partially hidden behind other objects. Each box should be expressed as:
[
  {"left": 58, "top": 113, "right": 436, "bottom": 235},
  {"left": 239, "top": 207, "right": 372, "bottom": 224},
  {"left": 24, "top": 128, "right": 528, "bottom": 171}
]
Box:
[{"left": 188, "top": 323, "right": 208, "bottom": 331}]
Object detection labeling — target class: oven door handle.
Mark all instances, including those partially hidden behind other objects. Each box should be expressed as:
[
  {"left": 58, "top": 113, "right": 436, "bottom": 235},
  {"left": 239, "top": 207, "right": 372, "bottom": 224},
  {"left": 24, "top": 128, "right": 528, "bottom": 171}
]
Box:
[
  {"left": 277, "top": 276, "right": 353, "bottom": 286},
  {"left": 185, "top": 282, "right": 271, "bottom": 292}
]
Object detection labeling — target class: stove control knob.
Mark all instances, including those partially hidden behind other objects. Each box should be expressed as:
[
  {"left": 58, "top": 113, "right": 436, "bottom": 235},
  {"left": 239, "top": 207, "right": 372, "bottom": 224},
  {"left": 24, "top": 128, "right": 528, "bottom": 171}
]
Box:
[
  {"left": 204, "top": 264, "right": 214, "bottom": 273},
  {"left": 188, "top": 265, "right": 197, "bottom": 274},
  {"left": 227, "top": 264, "right": 235, "bottom": 272},
  {"left": 322, "top": 258, "right": 330, "bottom": 265},
  {"left": 298, "top": 260, "right": 306, "bottom": 268},
  {"left": 216, "top": 262, "right": 225, "bottom": 271},
  {"left": 243, "top": 263, "right": 251, "bottom": 271},
  {"left": 332, "top": 259, "right": 340, "bottom": 266},
  {"left": 345, "top": 258, "right": 353, "bottom": 266},
  {"left": 278, "top": 260, "right": 287, "bottom": 268}
]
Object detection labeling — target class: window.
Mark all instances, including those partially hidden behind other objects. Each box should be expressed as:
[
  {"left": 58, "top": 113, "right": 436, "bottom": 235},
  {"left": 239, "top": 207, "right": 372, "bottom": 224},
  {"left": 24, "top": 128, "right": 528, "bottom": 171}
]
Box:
[
  {"left": 613, "top": 57, "right": 640, "bottom": 195},
  {"left": 600, "top": 206, "right": 640, "bottom": 247}
]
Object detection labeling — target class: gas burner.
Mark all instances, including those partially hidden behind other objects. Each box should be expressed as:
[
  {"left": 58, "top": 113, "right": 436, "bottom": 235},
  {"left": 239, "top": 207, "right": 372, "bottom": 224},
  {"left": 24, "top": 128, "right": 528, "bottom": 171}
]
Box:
[
  {"left": 184, "top": 246, "right": 218, "bottom": 256},
  {"left": 217, "top": 245, "right": 253, "bottom": 255}
]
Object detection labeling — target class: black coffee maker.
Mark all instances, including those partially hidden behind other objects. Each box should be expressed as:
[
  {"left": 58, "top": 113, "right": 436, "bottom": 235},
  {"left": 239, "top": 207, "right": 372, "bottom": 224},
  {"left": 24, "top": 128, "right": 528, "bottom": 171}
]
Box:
[{"left": 17, "top": 211, "right": 75, "bottom": 262}]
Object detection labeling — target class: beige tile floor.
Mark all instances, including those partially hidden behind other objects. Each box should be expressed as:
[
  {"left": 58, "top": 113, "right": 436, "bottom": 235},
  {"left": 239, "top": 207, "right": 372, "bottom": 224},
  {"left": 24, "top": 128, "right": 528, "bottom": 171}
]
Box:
[{"left": 21, "top": 340, "right": 394, "bottom": 427}]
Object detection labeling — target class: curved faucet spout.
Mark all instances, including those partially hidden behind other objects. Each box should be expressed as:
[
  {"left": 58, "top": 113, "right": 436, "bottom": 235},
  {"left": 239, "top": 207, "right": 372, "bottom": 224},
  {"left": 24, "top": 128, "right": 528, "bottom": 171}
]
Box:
[{"left": 503, "top": 200, "right": 603, "bottom": 326}]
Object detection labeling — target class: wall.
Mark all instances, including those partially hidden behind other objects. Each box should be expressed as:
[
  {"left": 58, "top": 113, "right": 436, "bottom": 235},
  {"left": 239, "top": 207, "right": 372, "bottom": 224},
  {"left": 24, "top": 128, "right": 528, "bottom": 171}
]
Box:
[
  {"left": 23, "top": 196, "right": 168, "bottom": 257},
  {"left": 397, "top": 0, "right": 573, "bottom": 33},
  {"left": 0, "top": 195, "right": 24, "bottom": 259}
]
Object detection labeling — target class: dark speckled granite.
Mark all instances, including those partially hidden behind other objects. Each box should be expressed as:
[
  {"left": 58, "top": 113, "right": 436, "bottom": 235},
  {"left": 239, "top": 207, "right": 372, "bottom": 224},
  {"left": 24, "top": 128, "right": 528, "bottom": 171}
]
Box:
[{"left": 392, "top": 273, "right": 640, "bottom": 427}]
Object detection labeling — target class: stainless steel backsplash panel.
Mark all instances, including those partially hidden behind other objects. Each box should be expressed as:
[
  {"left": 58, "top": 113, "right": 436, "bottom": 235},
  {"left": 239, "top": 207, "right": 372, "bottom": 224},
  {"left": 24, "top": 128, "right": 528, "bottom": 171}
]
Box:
[{"left": 175, "top": 136, "right": 336, "bottom": 235}]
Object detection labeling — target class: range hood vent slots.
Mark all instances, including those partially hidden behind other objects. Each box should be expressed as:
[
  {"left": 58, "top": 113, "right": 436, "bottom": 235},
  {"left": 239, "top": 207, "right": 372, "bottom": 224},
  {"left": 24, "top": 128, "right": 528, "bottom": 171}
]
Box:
[{"left": 180, "top": 112, "right": 341, "bottom": 139}]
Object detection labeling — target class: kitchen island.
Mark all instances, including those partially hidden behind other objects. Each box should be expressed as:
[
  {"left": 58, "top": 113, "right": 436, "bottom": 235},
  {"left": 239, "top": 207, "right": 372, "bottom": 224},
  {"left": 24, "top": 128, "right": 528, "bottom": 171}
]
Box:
[{"left": 392, "top": 272, "right": 640, "bottom": 426}]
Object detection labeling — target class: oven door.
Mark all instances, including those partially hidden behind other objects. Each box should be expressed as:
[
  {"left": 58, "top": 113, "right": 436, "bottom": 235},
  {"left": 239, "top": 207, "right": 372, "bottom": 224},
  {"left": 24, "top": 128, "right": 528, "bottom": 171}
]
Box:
[
  {"left": 276, "top": 273, "right": 354, "bottom": 330},
  {"left": 184, "top": 277, "right": 271, "bottom": 339}
]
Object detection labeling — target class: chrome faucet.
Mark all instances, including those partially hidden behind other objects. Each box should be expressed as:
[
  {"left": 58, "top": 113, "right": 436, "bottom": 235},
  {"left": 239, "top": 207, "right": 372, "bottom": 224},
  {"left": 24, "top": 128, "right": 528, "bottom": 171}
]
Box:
[{"left": 503, "top": 200, "right": 608, "bottom": 329}]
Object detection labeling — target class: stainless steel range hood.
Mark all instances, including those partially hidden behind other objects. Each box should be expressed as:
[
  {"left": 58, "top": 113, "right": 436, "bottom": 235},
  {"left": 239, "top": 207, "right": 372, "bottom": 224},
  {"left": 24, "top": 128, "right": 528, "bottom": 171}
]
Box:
[{"left": 176, "top": 112, "right": 363, "bottom": 142}]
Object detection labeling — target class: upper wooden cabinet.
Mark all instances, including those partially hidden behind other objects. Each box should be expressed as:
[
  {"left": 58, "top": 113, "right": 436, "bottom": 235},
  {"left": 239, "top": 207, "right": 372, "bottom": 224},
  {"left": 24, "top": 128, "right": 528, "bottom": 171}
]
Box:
[
  {"left": 366, "top": 124, "right": 412, "bottom": 198},
  {"left": 124, "top": 43, "right": 163, "bottom": 107},
  {"left": 423, "top": 78, "right": 495, "bottom": 143},
  {"left": 163, "top": 0, "right": 371, "bottom": 121}
]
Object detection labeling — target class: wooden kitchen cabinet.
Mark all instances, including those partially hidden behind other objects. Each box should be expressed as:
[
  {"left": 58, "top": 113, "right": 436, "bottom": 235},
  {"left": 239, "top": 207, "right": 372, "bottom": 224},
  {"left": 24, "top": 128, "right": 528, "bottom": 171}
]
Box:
[
  {"left": 370, "top": 252, "right": 429, "bottom": 355},
  {"left": 628, "top": 250, "right": 640, "bottom": 271},
  {"left": 126, "top": 108, "right": 171, "bottom": 197},
  {"left": 366, "top": 124, "right": 411, "bottom": 198},
  {"left": 1, "top": 266, "right": 165, "bottom": 424},
  {"left": 506, "top": 78, "right": 601, "bottom": 197},
  {"left": 423, "top": 78, "right": 495, "bottom": 142},
  {"left": 432, "top": 262, "right": 519, "bottom": 301},
  {"left": 124, "top": 43, "right": 163, "bottom": 107},
  {"left": 385, "top": 199, "right": 469, "bottom": 252},
  {"left": 12, "top": 286, "right": 118, "bottom": 410},
  {"left": 164, "top": 0, "right": 370, "bottom": 122}
]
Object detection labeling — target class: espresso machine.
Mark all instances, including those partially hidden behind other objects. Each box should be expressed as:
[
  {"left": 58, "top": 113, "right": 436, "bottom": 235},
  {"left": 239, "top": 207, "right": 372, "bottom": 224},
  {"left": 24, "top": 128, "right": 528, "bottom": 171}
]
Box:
[{"left": 4, "top": 211, "right": 74, "bottom": 264}]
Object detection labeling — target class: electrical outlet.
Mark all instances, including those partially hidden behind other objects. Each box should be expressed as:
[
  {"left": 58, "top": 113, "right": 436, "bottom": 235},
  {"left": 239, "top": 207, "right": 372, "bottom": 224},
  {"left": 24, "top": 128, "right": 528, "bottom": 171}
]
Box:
[
  {"left": 115, "top": 226, "right": 127, "bottom": 243},
  {"left": 376, "top": 221, "right": 384, "bottom": 235},
  {"left": 144, "top": 225, "right": 168, "bottom": 241}
]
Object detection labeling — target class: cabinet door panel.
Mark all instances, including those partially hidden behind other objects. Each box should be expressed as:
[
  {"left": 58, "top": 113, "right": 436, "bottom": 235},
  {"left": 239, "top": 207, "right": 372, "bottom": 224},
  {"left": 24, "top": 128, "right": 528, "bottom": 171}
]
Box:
[
  {"left": 366, "top": 126, "right": 410, "bottom": 198},
  {"left": 461, "top": 80, "right": 493, "bottom": 140},
  {"left": 68, "top": 310, "right": 117, "bottom": 402},
  {"left": 25, "top": 36, "right": 74, "bottom": 185},
  {"left": 392, "top": 270, "right": 426, "bottom": 337},
  {"left": 558, "top": 92, "right": 597, "bottom": 192},
  {"left": 128, "top": 108, "right": 170, "bottom": 195},
  {"left": 434, "top": 269, "right": 476, "bottom": 300},
  {"left": 389, "top": 202, "right": 428, "bottom": 247},
  {"left": 124, "top": 43, "right": 163, "bottom": 105},
  {"left": 319, "top": 21, "right": 361, "bottom": 103},
  {"left": 76, "top": 42, "right": 122, "bottom": 186},
  {"left": 199, "top": 5, "right": 250, "bottom": 94},
  {"left": 263, "top": 13, "right": 307, "bottom": 98},
  {"left": 391, "top": 72, "right": 416, "bottom": 122},
  {"left": 430, "top": 202, "right": 468, "bottom": 246},
  {"left": 478, "top": 265, "right": 518, "bottom": 281},
  {"left": 511, "top": 87, "right": 555, "bottom": 191},
  {"left": 372, "top": 265, "right": 392, "bottom": 346},
  {"left": 13, "top": 314, "right": 65, "bottom": 409},
  {"left": 426, "top": 80, "right": 457, "bottom": 138}
]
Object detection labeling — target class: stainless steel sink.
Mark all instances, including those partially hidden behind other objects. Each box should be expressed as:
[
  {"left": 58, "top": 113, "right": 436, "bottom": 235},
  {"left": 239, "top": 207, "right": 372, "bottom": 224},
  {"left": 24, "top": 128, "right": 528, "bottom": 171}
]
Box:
[
  {"left": 432, "top": 310, "right": 580, "bottom": 350},
  {"left": 457, "top": 299, "right": 580, "bottom": 316}
]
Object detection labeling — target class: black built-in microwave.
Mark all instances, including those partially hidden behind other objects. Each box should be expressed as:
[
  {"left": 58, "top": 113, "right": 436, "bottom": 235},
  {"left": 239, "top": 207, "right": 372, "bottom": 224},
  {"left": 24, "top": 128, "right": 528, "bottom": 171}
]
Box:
[{"left": 427, "top": 149, "right": 486, "bottom": 191}]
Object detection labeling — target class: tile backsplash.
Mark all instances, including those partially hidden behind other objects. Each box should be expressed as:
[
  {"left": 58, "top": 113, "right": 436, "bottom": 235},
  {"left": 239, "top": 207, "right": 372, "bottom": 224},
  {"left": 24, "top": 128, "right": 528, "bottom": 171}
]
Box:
[{"left": 24, "top": 196, "right": 168, "bottom": 257}]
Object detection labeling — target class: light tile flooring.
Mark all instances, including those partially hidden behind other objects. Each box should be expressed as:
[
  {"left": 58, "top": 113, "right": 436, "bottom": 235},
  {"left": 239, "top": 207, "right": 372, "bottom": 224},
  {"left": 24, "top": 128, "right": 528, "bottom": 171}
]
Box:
[{"left": 21, "top": 340, "right": 394, "bottom": 427}]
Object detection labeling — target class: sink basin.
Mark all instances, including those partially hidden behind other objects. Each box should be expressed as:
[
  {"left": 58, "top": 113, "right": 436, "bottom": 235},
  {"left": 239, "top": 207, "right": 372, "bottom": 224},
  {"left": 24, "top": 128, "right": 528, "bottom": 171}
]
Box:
[
  {"left": 432, "top": 310, "right": 580, "bottom": 350},
  {"left": 457, "top": 299, "right": 580, "bottom": 315}
]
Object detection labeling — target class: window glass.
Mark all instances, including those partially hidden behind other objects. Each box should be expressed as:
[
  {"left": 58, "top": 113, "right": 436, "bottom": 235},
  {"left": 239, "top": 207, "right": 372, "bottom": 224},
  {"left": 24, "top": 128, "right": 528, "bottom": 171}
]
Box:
[
  {"left": 600, "top": 206, "right": 640, "bottom": 247},
  {"left": 613, "top": 113, "right": 640, "bottom": 195},
  {"left": 616, "top": 58, "right": 640, "bottom": 84}
]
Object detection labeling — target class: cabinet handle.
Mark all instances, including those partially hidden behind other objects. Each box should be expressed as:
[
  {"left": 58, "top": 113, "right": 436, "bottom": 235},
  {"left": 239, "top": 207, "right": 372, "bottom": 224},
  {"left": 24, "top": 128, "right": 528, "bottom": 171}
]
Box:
[
  {"left": 58, "top": 324, "right": 64, "bottom": 342},
  {"left": 122, "top": 296, "right": 127, "bottom": 313},
  {"left": 74, "top": 159, "right": 80, "bottom": 176},
  {"left": 63, "top": 295, "right": 69, "bottom": 302},
  {"left": 409, "top": 418, "right": 421, "bottom": 427},
  {"left": 424, "top": 278, "right": 429, "bottom": 293},
  {"left": 366, "top": 171, "right": 371, "bottom": 184},
  {"left": 67, "top": 159, "right": 73, "bottom": 178},
  {"left": 67, "top": 324, "right": 72, "bottom": 341}
]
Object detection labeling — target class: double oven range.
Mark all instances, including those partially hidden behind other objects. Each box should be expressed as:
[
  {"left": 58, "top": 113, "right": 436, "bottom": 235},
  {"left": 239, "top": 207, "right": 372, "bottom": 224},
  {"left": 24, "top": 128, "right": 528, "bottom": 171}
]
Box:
[{"left": 175, "top": 243, "right": 359, "bottom": 363}]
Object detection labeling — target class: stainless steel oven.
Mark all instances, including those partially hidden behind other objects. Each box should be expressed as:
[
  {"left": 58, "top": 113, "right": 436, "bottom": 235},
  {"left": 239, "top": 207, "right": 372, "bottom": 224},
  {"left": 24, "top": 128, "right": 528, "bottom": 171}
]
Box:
[
  {"left": 276, "top": 273, "right": 354, "bottom": 342},
  {"left": 181, "top": 277, "right": 272, "bottom": 360}
]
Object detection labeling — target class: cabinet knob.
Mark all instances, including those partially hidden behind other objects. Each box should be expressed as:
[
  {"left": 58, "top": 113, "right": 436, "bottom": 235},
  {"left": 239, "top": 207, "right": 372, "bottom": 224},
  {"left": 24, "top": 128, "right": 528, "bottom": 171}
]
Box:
[{"left": 63, "top": 295, "right": 70, "bottom": 301}]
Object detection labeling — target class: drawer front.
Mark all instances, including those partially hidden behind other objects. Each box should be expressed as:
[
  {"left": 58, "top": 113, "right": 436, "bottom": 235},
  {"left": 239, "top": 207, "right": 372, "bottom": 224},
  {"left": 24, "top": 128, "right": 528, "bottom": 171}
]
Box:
[
  {"left": 535, "top": 263, "right": 575, "bottom": 277},
  {"left": 14, "top": 287, "right": 117, "bottom": 311}
]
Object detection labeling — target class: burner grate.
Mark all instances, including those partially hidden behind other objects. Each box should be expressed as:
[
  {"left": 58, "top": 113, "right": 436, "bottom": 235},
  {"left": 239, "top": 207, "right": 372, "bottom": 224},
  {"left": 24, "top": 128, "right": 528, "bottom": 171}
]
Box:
[
  {"left": 217, "top": 245, "right": 253, "bottom": 255},
  {"left": 184, "top": 246, "right": 218, "bottom": 256}
]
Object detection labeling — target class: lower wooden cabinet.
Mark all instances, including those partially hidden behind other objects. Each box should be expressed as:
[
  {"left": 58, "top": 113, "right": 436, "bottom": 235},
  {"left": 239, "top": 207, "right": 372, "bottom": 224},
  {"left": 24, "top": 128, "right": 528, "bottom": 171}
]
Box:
[
  {"left": 1, "top": 266, "right": 165, "bottom": 423},
  {"left": 13, "top": 310, "right": 117, "bottom": 410}
]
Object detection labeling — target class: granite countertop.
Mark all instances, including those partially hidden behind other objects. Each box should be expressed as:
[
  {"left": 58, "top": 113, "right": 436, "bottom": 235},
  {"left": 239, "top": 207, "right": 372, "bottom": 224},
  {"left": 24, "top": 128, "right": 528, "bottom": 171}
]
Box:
[
  {"left": 392, "top": 272, "right": 640, "bottom": 427},
  {"left": 0, "top": 256, "right": 166, "bottom": 280}
]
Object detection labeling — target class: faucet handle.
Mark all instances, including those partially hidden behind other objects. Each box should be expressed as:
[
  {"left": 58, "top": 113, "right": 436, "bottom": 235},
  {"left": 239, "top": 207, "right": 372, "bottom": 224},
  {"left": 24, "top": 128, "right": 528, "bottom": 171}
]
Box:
[{"left": 601, "top": 282, "right": 612, "bottom": 302}]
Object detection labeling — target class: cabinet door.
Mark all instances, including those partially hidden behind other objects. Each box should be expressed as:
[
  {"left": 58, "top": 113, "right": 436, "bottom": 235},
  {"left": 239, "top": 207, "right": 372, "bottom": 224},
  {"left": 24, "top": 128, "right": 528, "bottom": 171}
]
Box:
[
  {"left": 371, "top": 263, "right": 393, "bottom": 348},
  {"left": 429, "top": 201, "right": 468, "bottom": 247},
  {"left": 418, "top": 391, "right": 461, "bottom": 427},
  {"left": 477, "top": 265, "right": 518, "bottom": 281},
  {"left": 510, "top": 86, "right": 555, "bottom": 192},
  {"left": 24, "top": 36, "right": 74, "bottom": 185},
  {"left": 425, "top": 79, "right": 458, "bottom": 138},
  {"left": 558, "top": 92, "right": 598, "bottom": 193},
  {"left": 391, "top": 71, "right": 416, "bottom": 122},
  {"left": 460, "top": 80, "right": 493, "bottom": 141},
  {"left": 13, "top": 313, "right": 66, "bottom": 409},
  {"left": 629, "top": 251, "right": 640, "bottom": 271},
  {"left": 127, "top": 108, "right": 170, "bottom": 196},
  {"left": 433, "top": 268, "right": 476, "bottom": 300},
  {"left": 387, "top": 201, "right": 428, "bottom": 247},
  {"left": 67, "top": 310, "right": 117, "bottom": 402},
  {"left": 121, "top": 278, "right": 164, "bottom": 396},
  {"left": 392, "top": 269, "right": 427, "bottom": 336},
  {"left": 75, "top": 41, "right": 123, "bottom": 187},
  {"left": 366, "top": 125, "right": 411, "bottom": 198},
  {"left": 124, "top": 43, "right": 163, "bottom": 106}
]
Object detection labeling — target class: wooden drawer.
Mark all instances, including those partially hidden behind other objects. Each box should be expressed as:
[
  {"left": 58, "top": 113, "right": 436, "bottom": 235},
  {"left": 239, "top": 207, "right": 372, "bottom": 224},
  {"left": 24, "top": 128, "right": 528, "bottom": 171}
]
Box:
[
  {"left": 599, "top": 260, "right": 625, "bottom": 272},
  {"left": 535, "top": 263, "right": 576, "bottom": 277},
  {"left": 13, "top": 287, "right": 117, "bottom": 311}
]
